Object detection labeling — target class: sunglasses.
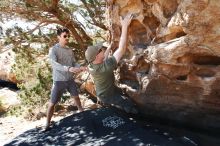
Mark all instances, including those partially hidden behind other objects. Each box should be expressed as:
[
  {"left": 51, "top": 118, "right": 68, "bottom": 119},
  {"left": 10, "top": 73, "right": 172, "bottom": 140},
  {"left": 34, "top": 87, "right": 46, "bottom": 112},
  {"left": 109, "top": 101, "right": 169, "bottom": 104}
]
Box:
[
  {"left": 98, "top": 48, "right": 106, "bottom": 54},
  {"left": 63, "top": 35, "right": 70, "bottom": 38}
]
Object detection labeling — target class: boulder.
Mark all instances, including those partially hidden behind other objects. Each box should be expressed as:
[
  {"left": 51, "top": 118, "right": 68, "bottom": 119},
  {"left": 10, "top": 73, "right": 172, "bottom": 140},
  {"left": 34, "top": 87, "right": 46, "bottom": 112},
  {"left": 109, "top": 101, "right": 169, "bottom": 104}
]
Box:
[
  {"left": 96, "top": 0, "right": 220, "bottom": 132},
  {"left": 0, "top": 48, "right": 17, "bottom": 83}
]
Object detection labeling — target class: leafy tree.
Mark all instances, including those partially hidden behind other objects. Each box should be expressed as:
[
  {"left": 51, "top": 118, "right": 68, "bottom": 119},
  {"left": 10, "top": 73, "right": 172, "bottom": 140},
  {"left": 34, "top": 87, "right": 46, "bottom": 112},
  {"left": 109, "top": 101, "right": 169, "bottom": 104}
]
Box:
[
  {"left": 1, "top": 0, "right": 107, "bottom": 50},
  {"left": 0, "top": 0, "right": 107, "bottom": 117}
]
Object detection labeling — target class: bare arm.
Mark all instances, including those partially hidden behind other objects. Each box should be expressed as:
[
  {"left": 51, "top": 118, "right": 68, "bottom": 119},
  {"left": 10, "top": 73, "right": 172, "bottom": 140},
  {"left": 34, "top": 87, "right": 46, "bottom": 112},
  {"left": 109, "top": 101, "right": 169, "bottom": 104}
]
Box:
[
  {"left": 113, "top": 14, "right": 133, "bottom": 63},
  {"left": 104, "top": 42, "right": 113, "bottom": 60}
]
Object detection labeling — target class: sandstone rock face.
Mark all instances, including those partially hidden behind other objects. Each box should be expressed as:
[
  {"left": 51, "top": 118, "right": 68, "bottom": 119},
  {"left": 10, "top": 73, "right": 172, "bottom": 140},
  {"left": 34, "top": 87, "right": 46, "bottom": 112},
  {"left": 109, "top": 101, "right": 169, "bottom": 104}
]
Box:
[{"left": 106, "top": 0, "right": 220, "bottom": 131}]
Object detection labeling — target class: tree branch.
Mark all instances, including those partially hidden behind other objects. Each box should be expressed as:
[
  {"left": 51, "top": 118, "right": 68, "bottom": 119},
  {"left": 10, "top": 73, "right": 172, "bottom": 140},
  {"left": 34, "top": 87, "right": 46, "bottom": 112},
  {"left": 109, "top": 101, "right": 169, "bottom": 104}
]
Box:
[
  {"left": 80, "top": 0, "right": 107, "bottom": 30},
  {"left": 26, "top": 20, "right": 62, "bottom": 34}
]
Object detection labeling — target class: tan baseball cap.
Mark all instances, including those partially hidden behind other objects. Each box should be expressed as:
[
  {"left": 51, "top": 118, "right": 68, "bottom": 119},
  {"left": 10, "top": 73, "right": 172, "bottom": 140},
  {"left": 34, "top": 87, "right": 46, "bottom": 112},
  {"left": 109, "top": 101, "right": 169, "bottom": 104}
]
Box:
[{"left": 85, "top": 42, "right": 104, "bottom": 63}]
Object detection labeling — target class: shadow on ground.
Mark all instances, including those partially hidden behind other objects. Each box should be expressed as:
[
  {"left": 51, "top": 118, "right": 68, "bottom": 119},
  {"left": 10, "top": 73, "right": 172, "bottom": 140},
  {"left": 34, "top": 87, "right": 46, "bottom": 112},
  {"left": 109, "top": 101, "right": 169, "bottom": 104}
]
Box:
[{"left": 4, "top": 107, "right": 220, "bottom": 146}]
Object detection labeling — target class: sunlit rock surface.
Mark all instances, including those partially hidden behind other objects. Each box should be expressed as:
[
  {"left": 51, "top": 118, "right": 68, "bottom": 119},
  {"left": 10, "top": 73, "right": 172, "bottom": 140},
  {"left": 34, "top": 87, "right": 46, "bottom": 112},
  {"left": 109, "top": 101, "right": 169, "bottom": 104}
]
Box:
[
  {"left": 0, "top": 48, "right": 17, "bottom": 83},
  {"left": 87, "top": 0, "right": 220, "bottom": 131}
]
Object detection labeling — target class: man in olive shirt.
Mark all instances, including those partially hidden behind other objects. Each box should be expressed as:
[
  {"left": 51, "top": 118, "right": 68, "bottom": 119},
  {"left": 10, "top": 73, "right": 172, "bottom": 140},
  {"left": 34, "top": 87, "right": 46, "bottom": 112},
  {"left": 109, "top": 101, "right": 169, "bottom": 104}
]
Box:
[
  {"left": 46, "top": 28, "right": 86, "bottom": 130},
  {"left": 85, "top": 14, "right": 138, "bottom": 114}
]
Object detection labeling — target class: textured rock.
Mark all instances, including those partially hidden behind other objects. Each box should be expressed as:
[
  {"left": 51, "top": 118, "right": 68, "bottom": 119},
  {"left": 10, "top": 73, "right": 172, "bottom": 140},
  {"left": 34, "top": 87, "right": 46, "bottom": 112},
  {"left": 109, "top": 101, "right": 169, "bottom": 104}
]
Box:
[
  {"left": 0, "top": 49, "right": 17, "bottom": 83},
  {"left": 0, "top": 88, "right": 19, "bottom": 111},
  {"left": 103, "top": 0, "right": 220, "bottom": 132}
]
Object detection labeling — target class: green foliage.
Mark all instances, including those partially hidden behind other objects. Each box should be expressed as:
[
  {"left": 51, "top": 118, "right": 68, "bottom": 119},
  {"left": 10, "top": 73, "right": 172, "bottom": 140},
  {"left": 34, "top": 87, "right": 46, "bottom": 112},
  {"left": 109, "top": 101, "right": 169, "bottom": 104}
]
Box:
[
  {"left": 1, "top": 0, "right": 107, "bottom": 118},
  {"left": 10, "top": 62, "right": 52, "bottom": 117},
  {"left": 16, "top": 63, "right": 52, "bottom": 108},
  {"left": 7, "top": 105, "right": 23, "bottom": 117},
  {"left": 4, "top": 26, "right": 54, "bottom": 116}
]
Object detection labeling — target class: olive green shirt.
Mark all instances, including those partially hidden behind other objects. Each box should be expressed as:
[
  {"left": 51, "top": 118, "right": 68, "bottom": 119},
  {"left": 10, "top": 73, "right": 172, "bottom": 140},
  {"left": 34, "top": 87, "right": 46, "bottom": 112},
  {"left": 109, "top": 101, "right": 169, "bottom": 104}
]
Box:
[{"left": 88, "top": 56, "right": 118, "bottom": 102}]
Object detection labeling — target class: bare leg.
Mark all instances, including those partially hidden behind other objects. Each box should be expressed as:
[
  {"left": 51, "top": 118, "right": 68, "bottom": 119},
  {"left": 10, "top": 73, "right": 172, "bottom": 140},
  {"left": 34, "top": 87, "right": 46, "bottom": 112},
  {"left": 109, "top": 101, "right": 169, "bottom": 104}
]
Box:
[
  {"left": 73, "top": 96, "right": 83, "bottom": 112},
  {"left": 45, "top": 102, "right": 55, "bottom": 129}
]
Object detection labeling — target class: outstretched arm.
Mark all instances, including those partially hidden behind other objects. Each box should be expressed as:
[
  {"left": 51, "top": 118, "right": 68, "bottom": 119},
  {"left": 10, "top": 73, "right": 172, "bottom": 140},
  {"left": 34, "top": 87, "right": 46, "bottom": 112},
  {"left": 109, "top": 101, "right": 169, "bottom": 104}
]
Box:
[
  {"left": 113, "top": 14, "right": 133, "bottom": 63},
  {"left": 104, "top": 42, "right": 113, "bottom": 60}
]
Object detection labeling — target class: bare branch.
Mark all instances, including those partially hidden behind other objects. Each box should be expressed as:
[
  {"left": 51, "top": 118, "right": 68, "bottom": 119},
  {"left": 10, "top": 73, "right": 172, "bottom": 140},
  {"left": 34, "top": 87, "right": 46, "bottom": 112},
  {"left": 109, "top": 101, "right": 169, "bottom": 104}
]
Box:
[{"left": 26, "top": 20, "right": 62, "bottom": 34}]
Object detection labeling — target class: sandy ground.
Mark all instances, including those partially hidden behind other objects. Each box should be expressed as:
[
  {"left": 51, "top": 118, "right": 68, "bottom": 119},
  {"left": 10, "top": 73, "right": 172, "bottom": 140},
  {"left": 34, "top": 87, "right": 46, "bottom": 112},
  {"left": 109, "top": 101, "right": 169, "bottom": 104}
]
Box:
[
  {"left": 0, "top": 115, "right": 63, "bottom": 145},
  {"left": 0, "top": 87, "right": 98, "bottom": 145},
  {"left": 0, "top": 106, "right": 98, "bottom": 145}
]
